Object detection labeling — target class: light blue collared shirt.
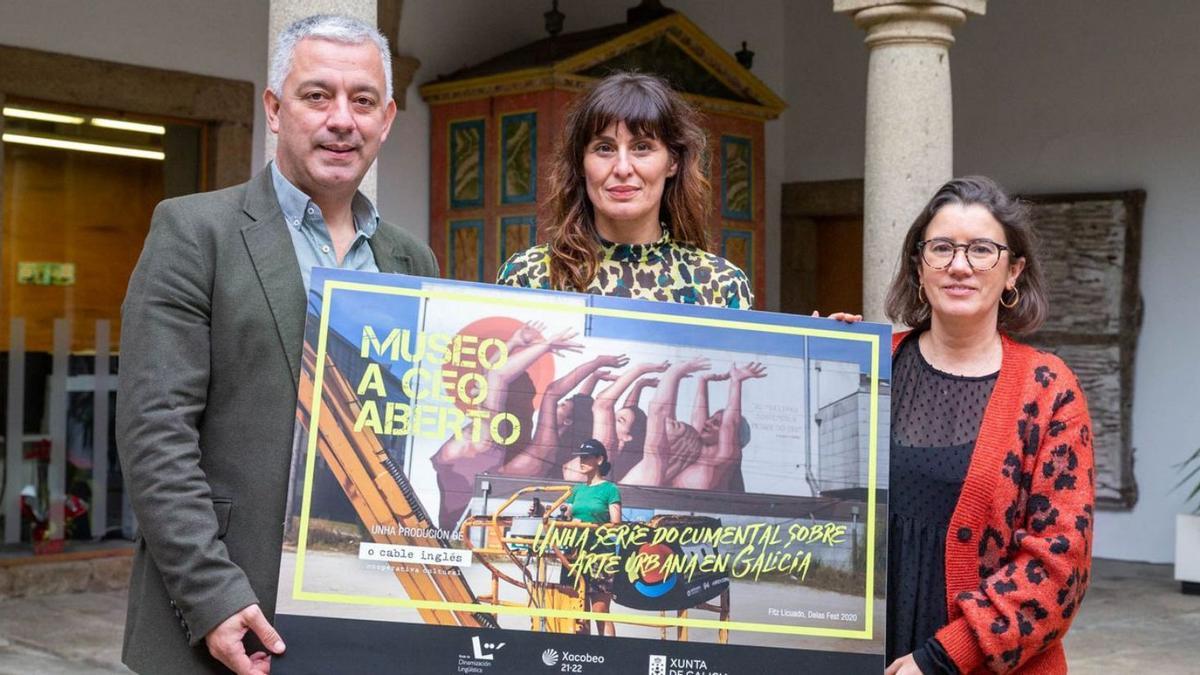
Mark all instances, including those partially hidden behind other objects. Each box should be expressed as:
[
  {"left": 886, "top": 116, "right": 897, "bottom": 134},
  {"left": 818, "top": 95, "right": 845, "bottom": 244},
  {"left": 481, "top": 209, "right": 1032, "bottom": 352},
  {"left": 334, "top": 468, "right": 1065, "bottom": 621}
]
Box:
[{"left": 270, "top": 161, "right": 379, "bottom": 293}]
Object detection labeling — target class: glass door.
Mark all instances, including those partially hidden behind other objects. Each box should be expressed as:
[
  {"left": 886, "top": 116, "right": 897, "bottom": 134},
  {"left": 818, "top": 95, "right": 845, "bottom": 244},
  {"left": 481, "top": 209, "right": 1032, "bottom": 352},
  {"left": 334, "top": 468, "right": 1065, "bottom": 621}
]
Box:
[{"left": 1, "top": 100, "right": 205, "bottom": 551}]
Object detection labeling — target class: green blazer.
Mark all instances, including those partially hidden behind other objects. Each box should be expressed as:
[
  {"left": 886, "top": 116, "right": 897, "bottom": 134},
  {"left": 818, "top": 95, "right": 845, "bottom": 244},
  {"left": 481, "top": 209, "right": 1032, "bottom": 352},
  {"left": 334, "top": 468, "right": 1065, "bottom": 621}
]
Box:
[{"left": 116, "top": 169, "right": 438, "bottom": 673}]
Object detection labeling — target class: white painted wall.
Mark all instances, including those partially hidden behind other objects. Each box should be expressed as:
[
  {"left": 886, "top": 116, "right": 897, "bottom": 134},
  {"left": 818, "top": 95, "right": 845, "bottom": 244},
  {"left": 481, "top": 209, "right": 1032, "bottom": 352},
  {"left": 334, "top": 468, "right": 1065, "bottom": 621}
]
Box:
[
  {"left": 955, "top": 0, "right": 1200, "bottom": 565},
  {"left": 782, "top": 1, "right": 864, "bottom": 182},
  {"left": 784, "top": 0, "right": 1200, "bottom": 563}
]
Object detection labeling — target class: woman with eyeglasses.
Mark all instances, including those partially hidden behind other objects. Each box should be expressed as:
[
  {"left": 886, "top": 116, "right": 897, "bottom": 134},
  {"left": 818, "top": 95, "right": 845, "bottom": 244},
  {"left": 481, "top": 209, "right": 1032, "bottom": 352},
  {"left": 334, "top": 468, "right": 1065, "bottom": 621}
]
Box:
[{"left": 883, "top": 177, "right": 1094, "bottom": 675}]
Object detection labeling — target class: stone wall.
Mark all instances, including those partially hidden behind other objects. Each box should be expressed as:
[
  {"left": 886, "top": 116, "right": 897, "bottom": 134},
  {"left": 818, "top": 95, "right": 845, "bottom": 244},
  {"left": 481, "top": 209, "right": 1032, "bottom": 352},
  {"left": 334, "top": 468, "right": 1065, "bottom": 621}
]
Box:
[{"left": 0, "top": 551, "right": 132, "bottom": 599}]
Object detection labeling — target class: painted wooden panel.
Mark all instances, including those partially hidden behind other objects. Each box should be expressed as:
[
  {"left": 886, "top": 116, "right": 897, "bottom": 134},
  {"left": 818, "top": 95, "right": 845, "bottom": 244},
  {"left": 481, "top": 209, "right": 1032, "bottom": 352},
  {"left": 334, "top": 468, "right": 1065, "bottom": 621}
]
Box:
[
  {"left": 500, "top": 112, "right": 536, "bottom": 204},
  {"left": 721, "top": 227, "right": 753, "bottom": 287},
  {"left": 449, "top": 118, "right": 485, "bottom": 209},
  {"left": 499, "top": 215, "right": 537, "bottom": 266},
  {"left": 448, "top": 219, "right": 485, "bottom": 282},
  {"left": 720, "top": 135, "right": 752, "bottom": 221}
]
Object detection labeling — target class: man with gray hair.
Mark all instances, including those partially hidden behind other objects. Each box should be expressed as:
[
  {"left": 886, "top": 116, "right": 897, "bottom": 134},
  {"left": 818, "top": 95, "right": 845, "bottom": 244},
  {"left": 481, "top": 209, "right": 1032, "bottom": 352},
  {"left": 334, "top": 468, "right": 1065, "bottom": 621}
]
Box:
[{"left": 117, "top": 14, "right": 437, "bottom": 674}]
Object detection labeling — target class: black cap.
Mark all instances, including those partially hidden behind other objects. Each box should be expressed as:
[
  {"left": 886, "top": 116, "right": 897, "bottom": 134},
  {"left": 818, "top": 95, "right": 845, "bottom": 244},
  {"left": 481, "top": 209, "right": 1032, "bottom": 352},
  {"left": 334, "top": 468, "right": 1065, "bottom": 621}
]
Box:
[{"left": 573, "top": 438, "right": 607, "bottom": 457}]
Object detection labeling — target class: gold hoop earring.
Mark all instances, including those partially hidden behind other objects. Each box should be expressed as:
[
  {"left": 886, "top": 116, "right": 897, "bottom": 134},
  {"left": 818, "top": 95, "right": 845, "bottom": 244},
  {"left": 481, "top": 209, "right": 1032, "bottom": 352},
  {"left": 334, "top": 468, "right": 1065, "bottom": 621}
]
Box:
[
  {"left": 917, "top": 286, "right": 927, "bottom": 304},
  {"left": 1001, "top": 286, "right": 1020, "bottom": 309}
]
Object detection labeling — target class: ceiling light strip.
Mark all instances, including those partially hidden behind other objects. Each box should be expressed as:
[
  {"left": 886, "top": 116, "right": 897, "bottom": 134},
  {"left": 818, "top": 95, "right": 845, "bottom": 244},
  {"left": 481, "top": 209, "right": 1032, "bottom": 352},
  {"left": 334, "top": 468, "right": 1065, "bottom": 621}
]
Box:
[
  {"left": 91, "top": 118, "right": 167, "bottom": 135},
  {"left": 2, "top": 133, "right": 165, "bottom": 160},
  {"left": 2, "top": 107, "right": 85, "bottom": 125}
]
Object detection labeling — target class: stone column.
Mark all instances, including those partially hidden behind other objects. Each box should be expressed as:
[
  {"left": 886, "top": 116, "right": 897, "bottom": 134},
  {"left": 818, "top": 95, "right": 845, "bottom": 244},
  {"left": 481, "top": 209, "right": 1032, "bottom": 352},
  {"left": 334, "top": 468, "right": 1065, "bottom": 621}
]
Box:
[
  {"left": 267, "top": 0, "right": 378, "bottom": 201},
  {"left": 833, "top": 0, "right": 985, "bottom": 322}
]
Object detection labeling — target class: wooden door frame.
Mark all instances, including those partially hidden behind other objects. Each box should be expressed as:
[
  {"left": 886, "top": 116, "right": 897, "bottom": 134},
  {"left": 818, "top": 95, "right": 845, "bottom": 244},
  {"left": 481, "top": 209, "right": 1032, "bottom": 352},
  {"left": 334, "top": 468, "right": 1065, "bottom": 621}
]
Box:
[
  {"left": 780, "top": 178, "right": 864, "bottom": 314},
  {"left": 0, "top": 44, "right": 255, "bottom": 212}
]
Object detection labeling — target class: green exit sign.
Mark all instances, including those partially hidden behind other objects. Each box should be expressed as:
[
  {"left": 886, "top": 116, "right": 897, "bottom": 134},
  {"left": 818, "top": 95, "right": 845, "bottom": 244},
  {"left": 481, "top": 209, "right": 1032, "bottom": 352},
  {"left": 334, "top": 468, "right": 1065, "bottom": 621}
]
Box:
[{"left": 17, "top": 262, "right": 76, "bottom": 286}]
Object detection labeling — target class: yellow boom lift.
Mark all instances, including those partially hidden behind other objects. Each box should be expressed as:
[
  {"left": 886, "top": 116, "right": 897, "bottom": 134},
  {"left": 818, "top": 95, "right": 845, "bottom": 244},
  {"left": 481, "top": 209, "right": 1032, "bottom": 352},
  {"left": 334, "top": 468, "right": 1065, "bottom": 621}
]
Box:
[
  {"left": 297, "top": 345, "right": 729, "bottom": 639},
  {"left": 296, "top": 344, "right": 498, "bottom": 628}
]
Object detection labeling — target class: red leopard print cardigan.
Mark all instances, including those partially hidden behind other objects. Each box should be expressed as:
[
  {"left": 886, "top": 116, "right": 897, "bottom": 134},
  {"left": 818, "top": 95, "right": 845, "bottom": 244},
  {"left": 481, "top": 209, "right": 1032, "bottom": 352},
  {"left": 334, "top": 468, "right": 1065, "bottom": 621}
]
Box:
[{"left": 892, "top": 332, "right": 1094, "bottom": 674}]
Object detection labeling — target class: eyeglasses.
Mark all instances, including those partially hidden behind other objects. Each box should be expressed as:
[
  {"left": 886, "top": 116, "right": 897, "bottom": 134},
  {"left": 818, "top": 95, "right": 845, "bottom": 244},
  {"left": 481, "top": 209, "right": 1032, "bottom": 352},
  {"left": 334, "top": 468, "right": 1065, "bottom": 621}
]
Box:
[{"left": 918, "top": 237, "right": 1011, "bottom": 271}]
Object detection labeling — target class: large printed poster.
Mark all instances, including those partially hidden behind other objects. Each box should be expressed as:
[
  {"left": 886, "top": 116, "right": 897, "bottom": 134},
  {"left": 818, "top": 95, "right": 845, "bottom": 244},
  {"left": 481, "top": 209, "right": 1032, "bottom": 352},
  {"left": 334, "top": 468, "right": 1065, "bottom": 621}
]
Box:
[{"left": 275, "top": 268, "right": 891, "bottom": 674}]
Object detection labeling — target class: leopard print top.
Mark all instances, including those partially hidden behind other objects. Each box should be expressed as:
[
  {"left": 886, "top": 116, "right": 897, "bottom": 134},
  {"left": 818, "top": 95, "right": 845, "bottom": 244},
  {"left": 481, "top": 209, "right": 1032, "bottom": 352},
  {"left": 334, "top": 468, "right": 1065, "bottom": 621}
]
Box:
[{"left": 496, "top": 231, "right": 754, "bottom": 308}]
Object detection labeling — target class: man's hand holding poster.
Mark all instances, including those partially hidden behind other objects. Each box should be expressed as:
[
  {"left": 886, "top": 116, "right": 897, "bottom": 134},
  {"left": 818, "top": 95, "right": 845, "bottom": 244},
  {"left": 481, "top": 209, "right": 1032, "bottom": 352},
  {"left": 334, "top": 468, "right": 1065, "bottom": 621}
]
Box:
[{"left": 274, "top": 268, "right": 891, "bottom": 674}]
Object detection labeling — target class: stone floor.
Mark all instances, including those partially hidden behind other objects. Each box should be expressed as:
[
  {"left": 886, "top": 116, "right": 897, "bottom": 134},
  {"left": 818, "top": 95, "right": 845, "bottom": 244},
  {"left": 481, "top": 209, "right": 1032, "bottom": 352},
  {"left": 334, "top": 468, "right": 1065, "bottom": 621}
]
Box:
[
  {"left": 1061, "top": 559, "right": 1200, "bottom": 674},
  {"left": 0, "top": 558, "right": 1195, "bottom": 674},
  {"left": 0, "top": 590, "right": 131, "bottom": 674}
]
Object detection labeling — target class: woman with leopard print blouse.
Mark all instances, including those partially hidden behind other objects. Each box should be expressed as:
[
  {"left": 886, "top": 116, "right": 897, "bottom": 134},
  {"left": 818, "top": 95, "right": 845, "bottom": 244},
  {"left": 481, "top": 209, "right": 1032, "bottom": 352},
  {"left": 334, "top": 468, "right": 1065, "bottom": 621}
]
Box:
[
  {"left": 498, "top": 71, "right": 857, "bottom": 493},
  {"left": 497, "top": 71, "right": 753, "bottom": 307},
  {"left": 497, "top": 72, "right": 756, "bottom": 485},
  {"left": 883, "top": 176, "right": 1094, "bottom": 675}
]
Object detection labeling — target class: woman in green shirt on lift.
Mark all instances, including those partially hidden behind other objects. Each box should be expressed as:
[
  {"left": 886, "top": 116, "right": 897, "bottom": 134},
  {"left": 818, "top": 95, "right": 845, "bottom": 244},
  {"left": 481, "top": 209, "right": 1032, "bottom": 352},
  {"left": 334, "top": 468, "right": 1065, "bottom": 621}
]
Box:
[{"left": 563, "top": 438, "right": 622, "bottom": 636}]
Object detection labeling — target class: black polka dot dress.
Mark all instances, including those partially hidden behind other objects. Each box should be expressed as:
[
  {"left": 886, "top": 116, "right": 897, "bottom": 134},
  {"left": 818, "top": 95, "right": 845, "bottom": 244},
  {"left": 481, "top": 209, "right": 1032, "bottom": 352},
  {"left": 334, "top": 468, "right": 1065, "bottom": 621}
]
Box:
[{"left": 886, "top": 334, "right": 997, "bottom": 674}]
